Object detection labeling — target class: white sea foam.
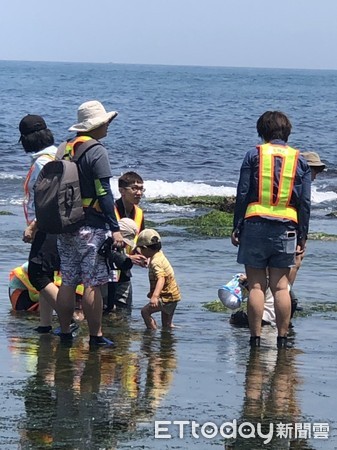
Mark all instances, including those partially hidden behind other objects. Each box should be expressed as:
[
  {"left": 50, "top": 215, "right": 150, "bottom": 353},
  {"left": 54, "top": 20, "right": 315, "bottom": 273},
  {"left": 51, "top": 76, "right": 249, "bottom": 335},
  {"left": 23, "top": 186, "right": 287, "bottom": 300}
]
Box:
[
  {"left": 110, "top": 178, "right": 337, "bottom": 205},
  {"left": 311, "top": 185, "right": 337, "bottom": 204},
  {"left": 1, "top": 179, "right": 336, "bottom": 208},
  {"left": 110, "top": 178, "right": 237, "bottom": 199},
  {"left": 0, "top": 172, "right": 22, "bottom": 180}
]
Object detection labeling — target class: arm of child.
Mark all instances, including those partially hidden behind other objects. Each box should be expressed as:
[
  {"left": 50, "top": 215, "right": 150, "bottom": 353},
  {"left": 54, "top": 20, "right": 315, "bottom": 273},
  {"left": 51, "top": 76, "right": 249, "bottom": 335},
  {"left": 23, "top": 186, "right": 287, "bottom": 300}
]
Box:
[{"left": 150, "top": 276, "right": 165, "bottom": 307}]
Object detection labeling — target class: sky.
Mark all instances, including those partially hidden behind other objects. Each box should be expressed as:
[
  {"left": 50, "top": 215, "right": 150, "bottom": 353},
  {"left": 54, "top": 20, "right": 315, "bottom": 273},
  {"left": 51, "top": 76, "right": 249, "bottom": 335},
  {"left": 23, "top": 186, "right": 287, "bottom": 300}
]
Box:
[{"left": 2, "top": 0, "right": 337, "bottom": 70}]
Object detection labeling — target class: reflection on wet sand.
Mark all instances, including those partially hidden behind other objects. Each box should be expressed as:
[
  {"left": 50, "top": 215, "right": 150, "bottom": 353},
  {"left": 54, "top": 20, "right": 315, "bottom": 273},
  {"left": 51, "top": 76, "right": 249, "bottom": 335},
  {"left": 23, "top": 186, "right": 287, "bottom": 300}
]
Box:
[
  {"left": 16, "top": 326, "right": 177, "bottom": 449},
  {"left": 225, "top": 339, "right": 315, "bottom": 450},
  {"left": 137, "top": 330, "right": 177, "bottom": 422}
]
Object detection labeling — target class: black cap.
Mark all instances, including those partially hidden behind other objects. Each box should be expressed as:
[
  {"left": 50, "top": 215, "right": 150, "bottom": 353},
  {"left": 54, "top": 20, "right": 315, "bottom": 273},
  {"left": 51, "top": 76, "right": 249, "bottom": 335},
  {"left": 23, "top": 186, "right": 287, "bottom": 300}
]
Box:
[{"left": 19, "top": 114, "right": 47, "bottom": 137}]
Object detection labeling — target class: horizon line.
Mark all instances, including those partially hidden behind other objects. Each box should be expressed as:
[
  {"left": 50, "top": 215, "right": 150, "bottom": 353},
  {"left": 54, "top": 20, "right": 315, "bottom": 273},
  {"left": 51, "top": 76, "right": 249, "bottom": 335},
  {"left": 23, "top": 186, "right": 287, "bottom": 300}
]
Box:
[{"left": 1, "top": 58, "right": 337, "bottom": 72}]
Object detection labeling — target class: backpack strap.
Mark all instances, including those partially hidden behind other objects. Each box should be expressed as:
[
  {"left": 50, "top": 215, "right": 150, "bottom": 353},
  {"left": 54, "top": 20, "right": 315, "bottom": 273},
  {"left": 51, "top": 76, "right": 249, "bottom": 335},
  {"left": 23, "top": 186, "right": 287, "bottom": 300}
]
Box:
[
  {"left": 72, "top": 139, "right": 102, "bottom": 162},
  {"left": 55, "top": 139, "right": 102, "bottom": 161},
  {"left": 55, "top": 142, "right": 67, "bottom": 160}
]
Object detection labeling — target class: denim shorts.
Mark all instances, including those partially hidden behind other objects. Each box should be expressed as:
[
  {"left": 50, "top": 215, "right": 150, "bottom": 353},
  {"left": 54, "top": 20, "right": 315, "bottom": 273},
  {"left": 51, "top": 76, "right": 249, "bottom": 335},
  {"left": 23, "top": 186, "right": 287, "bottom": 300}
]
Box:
[{"left": 237, "top": 221, "right": 296, "bottom": 269}]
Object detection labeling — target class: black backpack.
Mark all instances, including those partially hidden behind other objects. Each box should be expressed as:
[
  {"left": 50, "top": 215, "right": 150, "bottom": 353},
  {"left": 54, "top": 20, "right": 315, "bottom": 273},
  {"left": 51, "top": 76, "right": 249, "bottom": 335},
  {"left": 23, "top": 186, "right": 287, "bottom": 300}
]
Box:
[{"left": 34, "top": 139, "right": 99, "bottom": 234}]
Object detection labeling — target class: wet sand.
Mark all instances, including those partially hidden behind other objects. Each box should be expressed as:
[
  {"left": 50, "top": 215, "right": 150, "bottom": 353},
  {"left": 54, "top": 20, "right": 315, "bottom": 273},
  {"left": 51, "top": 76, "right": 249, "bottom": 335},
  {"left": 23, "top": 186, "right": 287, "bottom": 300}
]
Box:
[{"left": 0, "top": 211, "right": 336, "bottom": 449}]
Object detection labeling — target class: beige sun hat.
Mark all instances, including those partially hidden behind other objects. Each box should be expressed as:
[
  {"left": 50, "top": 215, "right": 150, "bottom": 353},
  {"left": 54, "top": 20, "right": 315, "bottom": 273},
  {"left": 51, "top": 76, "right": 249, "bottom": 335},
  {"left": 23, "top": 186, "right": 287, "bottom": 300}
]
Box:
[
  {"left": 301, "top": 151, "right": 326, "bottom": 172},
  {"left": 137, "top": 229, "right": 161, "bottom": 247},
  {"left": 118, "top": 218, "right": 138, "bottom": 248},
  {"left": 68, "top": 100, "right": 118, "bottom": 132}
]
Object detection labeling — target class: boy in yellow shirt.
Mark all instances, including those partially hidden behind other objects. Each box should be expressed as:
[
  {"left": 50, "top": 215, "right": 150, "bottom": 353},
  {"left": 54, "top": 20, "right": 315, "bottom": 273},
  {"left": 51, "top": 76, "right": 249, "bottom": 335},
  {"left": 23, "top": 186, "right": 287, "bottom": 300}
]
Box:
[{"left": 137, "top": 229, "right": 181, "bottom": 330}]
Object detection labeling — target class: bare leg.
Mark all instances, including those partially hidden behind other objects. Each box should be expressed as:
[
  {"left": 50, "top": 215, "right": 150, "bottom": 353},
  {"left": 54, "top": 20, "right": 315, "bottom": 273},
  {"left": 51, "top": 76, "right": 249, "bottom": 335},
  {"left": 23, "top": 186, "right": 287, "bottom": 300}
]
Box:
[
  {"left": 141, "top": 303, "right": 161, "bottom": 330},
  {"left": 56, "top": 284, "right": 76, "bottom": 333},
  {"left": 288, "top": 252, "right": 304, "bottom": 285},
  {"left": 246, "top": 266, "right": 267, "bottom": 337},
  {"left": 81, "top": 286, "right": 103, "bottom": 337},
  {"left": 38, "top": 295, "right": 54, "bottom": 327},
  {"left": 161, "top": 311, "right": 175, "bottom": 329},
  {"left": 269, "top": 267, "right": 291, "bottom": 336},
  {"left": 38, "top": 282, "right": 59, "bottom": 326}
]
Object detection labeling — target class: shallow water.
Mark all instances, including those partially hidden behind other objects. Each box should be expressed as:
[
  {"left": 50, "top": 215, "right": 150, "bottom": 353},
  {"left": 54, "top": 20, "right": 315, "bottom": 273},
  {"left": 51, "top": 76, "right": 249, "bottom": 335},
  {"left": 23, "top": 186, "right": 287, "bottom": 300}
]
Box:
[
  {"left": 1, "top": 61, "right": 337, "bottom": 449},
  {"left": 0, "top": 210, "right": 336, "bottom": 449}
]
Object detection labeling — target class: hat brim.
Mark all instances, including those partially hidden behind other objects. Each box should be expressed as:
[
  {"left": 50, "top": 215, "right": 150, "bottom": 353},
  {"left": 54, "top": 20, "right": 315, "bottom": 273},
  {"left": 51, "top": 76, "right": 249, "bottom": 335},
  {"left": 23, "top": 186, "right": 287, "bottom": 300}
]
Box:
[
  {"left": 123, "top": 237, "right": 135, "bottom": 249},
  {"left": 68, "top": 111, "right": 118, "bottom": 132},
  {"left": 310, "top": 163, "right": 326, "bottom": 171}
]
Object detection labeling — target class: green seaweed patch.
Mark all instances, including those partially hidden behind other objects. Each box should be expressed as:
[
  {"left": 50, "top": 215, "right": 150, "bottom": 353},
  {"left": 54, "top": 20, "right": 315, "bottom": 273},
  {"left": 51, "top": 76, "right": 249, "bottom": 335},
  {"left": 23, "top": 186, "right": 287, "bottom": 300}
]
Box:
[
  {"left": 203, "top": 299, "right": 248, "bottom": 313},
  {"left": 0, "top": 211, "right": 15, "bottom": 216},
  {"left": 144, "top": 219, "right": 157, "bottom": 229},
  {"left": 149, "top": 195, "right": 236, "bottom": 212},
  {"left": 294, "top": 302, "right": 337, "bottom": 317},
  {"left": 203, "top": 300, "right": 337, "bottom": 317},
  {"left": 307, "top": 232, "right": 337, "bottom": 241},
  {"left": 148, "top": 196, "right": 337, "bottom": 239},
  {"left": 166, "top": 210, "right": 233, "bottom": 237},
  {"left": 202, "top": 300, "right": 228, "bottom": 313}
]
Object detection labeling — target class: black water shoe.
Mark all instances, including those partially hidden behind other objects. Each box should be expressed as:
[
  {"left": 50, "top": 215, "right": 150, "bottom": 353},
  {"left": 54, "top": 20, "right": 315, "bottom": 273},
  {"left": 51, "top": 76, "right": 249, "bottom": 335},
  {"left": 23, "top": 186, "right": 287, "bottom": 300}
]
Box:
[
  {"left": 89, "top": 335, "right": 116, "bottom": 348},
  {"left": 53, "top": 321, "right": 79, "bottom": 336},
  {"left": 34, "top": 325, "right": 52, "bottom": 334},
  {"left": 249, "top": 336, "right": 261, "bottom": 347},
  {"left": 277, "top": 336, "right": 291, "bottom": 349}
]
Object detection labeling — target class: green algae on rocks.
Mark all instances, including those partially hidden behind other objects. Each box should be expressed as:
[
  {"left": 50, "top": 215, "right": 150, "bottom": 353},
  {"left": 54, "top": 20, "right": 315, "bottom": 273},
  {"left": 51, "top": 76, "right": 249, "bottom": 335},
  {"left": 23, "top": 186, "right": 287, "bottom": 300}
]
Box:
[
  {"left": 149, "top": 195, "right": 236, "bottom": 212},
  {"left": 202, "top": 299, "right": 337, "bottom": 317},
  {"left": 166, "top": 210, "right": 233, "bottom": 237},
  {"left": 148, "top": 196, "right": 337, "bottom": 240}
]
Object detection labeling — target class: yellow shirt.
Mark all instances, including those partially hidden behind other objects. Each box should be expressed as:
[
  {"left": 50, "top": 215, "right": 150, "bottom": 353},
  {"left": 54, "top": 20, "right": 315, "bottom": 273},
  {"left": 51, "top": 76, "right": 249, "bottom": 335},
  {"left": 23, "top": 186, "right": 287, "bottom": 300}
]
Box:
[{"left": 149, "top": 250, "right": 181, "bottom": 303}]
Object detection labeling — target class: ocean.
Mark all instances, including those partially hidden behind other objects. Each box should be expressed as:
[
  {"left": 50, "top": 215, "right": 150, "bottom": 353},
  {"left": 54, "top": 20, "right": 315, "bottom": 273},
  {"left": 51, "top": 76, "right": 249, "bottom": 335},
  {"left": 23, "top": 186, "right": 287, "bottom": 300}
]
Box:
[{"left": 0, "top": 60, "right": 337, "bottom": 449}]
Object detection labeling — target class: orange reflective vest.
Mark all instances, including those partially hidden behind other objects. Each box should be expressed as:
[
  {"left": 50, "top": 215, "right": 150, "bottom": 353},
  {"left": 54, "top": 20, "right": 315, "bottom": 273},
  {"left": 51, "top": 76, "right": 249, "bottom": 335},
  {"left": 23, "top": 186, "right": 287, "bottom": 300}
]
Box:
[
  {"left": 10, "top": 265, "right": 39, "bottom": 303},
  {"left": 9, "top": 265, "right": 84, "bottom": 308},
  {"left": 245, "top": 143, "right": 299, "bottom": 223}
]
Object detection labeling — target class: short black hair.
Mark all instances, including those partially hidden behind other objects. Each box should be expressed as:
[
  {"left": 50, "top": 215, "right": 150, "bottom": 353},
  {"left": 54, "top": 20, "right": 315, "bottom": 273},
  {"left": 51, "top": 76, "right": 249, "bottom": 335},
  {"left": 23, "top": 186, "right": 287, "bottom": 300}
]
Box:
[
  {"left": 145, "top": 242, "right": 162, "bottom": 252},
  {"left": 256, "top": 111, "right": 292, "bottom": 143},
  {"left": 118, "top": 171, "right": 144, "bottom": 188},
  {"left": 20, "top": 129, "right": 55, "bottom": 153}
]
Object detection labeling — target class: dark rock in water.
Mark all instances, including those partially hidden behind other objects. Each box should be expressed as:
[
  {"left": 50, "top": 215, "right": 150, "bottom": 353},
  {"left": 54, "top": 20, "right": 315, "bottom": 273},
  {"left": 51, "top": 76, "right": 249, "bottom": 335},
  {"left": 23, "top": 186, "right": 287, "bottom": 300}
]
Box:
[
  {"left": 325, "top": 211, "right": 337, "bottom": 218},
  {"left": 219, "top": 196, "right": 236, "bottom": 213}
]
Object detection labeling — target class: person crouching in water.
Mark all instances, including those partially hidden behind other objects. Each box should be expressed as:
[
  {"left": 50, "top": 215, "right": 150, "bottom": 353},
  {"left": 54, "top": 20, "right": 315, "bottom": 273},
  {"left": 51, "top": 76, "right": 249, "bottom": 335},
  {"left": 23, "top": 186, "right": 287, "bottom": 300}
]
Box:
[{"left": 137, "top": 229, "right": 181, "bottom": 330}]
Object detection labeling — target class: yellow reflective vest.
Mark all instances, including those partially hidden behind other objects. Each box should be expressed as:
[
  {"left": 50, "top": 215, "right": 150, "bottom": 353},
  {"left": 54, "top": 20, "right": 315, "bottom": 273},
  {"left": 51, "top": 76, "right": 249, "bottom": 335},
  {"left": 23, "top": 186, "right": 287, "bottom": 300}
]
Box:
[
  {"left": 245, "top": 143, "right": 299, "bottom": 223},
  {"left": 114, "top": 205, "right": 144, "bottom": 235}
]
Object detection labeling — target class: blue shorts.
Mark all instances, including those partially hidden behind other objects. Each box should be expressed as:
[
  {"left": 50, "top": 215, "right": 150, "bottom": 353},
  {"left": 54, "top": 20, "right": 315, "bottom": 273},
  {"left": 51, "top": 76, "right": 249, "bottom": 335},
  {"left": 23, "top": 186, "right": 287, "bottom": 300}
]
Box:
[
  {"left": 57, "top": 226, "right": 109, "bottom": 287},
  {"left": 237, "top": 221, "right": 296, "bottom": 269}
]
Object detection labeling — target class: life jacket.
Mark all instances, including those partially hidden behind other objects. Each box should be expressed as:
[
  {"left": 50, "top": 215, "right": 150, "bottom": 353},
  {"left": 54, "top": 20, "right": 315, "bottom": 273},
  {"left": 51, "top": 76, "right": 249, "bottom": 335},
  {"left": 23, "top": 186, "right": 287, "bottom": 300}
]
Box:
[
  {"left": 63, "top": 136, "right": 101, "bottom": 213},
  {"left": 10, "top": 265, "right": 39, "bottom": 302},
  {"left": 245, "top": 143, "right": 299, "bottom": 223},
  {"left": 9, "top": 263, "right": 84, "bottom": 311},
  {"left": 114, "top": 205, "right": 144, "bottom": 235}
]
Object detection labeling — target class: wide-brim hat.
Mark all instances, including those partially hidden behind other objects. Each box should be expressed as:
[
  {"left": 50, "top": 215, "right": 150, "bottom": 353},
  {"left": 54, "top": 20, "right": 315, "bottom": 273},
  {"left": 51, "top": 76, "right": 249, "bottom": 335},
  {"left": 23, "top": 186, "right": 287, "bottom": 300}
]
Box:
[
  {"left": 68, "top": 100, "right": 118, "bottom": 132},
  {"left": 118, "top": 218, "right": 138, "bottom": 249},
  {"left": 301, "top": 151, "right": 326, "bottom": 172}
]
